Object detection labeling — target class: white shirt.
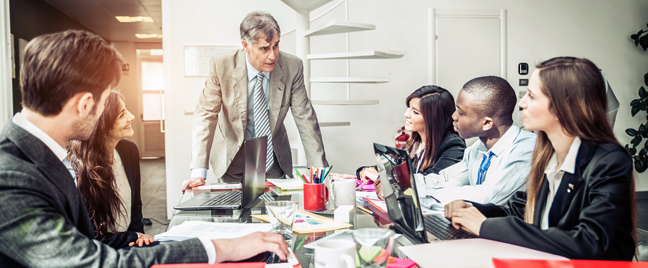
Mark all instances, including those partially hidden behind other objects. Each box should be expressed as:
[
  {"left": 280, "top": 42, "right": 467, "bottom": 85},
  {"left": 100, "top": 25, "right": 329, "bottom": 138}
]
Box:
[
  {"left": 111, "top": 150, "right": 132, "bottom": 233},
  {"left": 417, "top": 125, "right": 537, "bottom": 207},
  {"left": 540, "top": 137, "right": 581, "bottom": 230},
  {"left": 12, "top": 113, "right": 216, "bottom": 263}
]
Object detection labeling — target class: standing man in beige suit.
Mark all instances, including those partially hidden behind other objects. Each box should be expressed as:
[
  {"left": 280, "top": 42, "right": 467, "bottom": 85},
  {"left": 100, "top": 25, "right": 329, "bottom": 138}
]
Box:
[{"left": 183, "top": 11, "right": 328, "bottom": 189}]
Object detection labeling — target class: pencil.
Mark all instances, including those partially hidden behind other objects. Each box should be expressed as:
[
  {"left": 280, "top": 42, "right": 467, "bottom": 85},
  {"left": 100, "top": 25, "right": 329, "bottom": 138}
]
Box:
[
  {"left": 294, "top": 168, "right": 307, "bottom": 184},
  {"left": 322, "top": 166, "right": 333, "bottom": 181},
  {"left": 295, "top": 236, "right": 307, "bottom": 252}
]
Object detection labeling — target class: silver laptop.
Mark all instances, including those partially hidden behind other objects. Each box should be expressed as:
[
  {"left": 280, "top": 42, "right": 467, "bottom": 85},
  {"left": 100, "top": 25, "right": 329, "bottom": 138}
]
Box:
[
  {"left": 373, "top": 143, "right": 477, "bottom": 244},
  {"left": 174, "top": 136, "right": 267, "bottom": 210}
]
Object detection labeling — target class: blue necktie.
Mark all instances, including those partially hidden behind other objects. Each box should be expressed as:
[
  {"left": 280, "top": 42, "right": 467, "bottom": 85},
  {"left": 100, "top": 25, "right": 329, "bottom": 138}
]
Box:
[
  {"left": 476, "top": 151, "right": 495, "bottom": 185},
  {"left": 62, "top": 159, "right": 78, "bottom": 188}
]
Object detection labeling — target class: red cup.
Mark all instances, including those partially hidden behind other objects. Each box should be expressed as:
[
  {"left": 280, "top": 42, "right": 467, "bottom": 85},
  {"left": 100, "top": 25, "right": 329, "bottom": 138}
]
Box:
[{"left": 303, "top": 183, "right": 329, "bottom": 211}]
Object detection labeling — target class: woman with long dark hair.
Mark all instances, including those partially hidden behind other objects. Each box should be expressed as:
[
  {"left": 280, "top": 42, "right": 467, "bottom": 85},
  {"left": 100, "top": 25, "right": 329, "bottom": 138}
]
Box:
[
  {"left": 355, "top": 85, "right": 465, "bottom": 199},
  {"left": 67, "top": 90, "right": 156, "bottom": 248},
  {"left": 445, "top": 57, "right": 636, "bottom": 260}
]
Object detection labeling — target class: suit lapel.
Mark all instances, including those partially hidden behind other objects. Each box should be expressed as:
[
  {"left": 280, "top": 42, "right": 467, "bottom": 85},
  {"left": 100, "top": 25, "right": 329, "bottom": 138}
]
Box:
[
  {"left": 547, "top": 141, "right": 594, "bottom": 227},
  {"left": 5, "top": 121, "right": 81, "bottom": 225},
  {"left": 232, "top": 50, "right": 248, "bottom": 138},
  {"left": 268, "top": 56, "right": 285, "bottom": 134},
  {"left": 533, "top": 178, "right": 550, "bottom": 226}
]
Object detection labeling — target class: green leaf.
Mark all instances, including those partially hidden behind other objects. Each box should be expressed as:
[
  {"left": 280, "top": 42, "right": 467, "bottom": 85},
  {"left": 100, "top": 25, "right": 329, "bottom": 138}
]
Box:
[
  {"left": 640, "top": 35, "right": 648, "bottom": 51},
  {"left": 633, "top": 135, "right": 642, "bottom": 147},
  {"left": 627, "top": 128, "right": 639, "bottom": 136},
  {"left": 630, "top": 147, "right": 637, "bottom": 155},
  {"left": 640, "top": 87, "right": 647, "bottom": 98},
  {"left": 632, "top": 34, "right": 639, "bottom": 41},
  {"left": 640, "top": 148, "right": 647, "bottom": 156},
  {"left": 644, "top": 73, "right": 648, "bottom": 87},
  {"left": 640, "top": 124, "right": 646, "bottom": 133},
  {"left": 632, "top": 106, "right": 640, "bottom": 116},
  {"left": 641, "top": 102, "right": 648, "bottom": 111},
  {"left": 631, "top": 99, "right": 641, "bottom": 107},
  {"left": 636, "top": 159, "right": 645, "bottom": 173},
  {"left": 644, "top": 139, "right": 648, "bottom": 148}
]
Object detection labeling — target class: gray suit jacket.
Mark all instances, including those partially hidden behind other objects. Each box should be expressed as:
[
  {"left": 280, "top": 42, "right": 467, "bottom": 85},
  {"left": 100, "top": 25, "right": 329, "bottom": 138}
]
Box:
[
  {"left": 0, "top": 121, "right": 207, "bottom": 267},
  {"left": 191, "top": 49, "right": 328, "bottom": 179}
]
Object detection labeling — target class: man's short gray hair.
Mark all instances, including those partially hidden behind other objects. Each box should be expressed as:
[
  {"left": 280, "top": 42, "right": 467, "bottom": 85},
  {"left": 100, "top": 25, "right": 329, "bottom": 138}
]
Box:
[{"left": 240, "top": 11, "right": 281, "bottom": 44}]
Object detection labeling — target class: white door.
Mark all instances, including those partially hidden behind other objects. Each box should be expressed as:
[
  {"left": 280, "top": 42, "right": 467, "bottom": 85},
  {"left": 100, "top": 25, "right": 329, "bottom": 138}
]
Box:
[{"left": 137, "top": 49, "right": 165, "bottom": 158}]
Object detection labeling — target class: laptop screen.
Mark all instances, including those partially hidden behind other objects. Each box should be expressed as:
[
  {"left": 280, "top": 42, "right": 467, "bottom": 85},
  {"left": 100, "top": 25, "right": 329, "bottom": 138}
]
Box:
[
  {"left": 373, "top": 143, "right": 426, "bottom": 243},
  {"left": 242, "top": 136, "right": 267, "bottom": 208}
]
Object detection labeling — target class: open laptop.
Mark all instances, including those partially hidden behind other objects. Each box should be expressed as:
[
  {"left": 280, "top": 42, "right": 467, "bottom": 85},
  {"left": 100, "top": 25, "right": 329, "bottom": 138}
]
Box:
[
  {"left": 373, "top": 143, "right": 477, "bottom": 244},
  {"left": 174, "top": 136, "right": 267, "bottom": 210}
]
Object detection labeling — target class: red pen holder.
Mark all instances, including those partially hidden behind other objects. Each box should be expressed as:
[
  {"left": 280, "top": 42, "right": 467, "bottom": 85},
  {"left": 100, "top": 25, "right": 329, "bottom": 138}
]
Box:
[{"left": 303, "top": 183, "right": 329, "bottom": 211}]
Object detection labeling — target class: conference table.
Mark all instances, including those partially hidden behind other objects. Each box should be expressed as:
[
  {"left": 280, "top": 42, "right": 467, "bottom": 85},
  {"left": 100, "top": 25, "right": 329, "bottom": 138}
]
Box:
[{"left": 168, "top": 186, "right": 413, "bottom": 267}]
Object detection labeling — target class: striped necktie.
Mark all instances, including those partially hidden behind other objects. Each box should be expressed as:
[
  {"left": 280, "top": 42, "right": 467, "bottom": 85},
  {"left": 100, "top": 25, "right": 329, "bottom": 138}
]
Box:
[
  {"left": 62, "top": 159, "right": 78, "bottom": 188},
  {"left": 253, "top": 72, "right": 274, "bottom": 172}
]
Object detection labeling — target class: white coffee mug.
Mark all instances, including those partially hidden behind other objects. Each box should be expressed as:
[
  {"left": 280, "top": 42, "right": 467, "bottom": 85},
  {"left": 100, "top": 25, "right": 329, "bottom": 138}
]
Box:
[
  {"left": 314, "top": 239, "right": 356, "bottom": 268},
  {"left": 332, "top": 179, "right": 356, "bottom": 207}
]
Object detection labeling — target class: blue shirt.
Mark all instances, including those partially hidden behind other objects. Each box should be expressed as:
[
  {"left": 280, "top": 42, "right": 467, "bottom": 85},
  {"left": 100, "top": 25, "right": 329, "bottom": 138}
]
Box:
[{"left": 419, "top": 124, "right": 537, "bottom": 206}]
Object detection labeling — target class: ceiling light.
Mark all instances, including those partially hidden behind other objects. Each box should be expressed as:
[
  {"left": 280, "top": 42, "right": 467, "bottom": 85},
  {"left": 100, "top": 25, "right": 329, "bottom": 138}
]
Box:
[
  {"left": 136, "top": 34, "right": 163, "bottom": 39},
  {"left": 116, "top": 16, "right": 154, "bottom": 23}
]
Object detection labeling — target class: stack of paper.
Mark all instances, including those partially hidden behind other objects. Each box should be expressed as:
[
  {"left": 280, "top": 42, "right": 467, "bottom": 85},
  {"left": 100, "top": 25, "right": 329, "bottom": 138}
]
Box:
[
  {"left": 154, "top": 221, "right": 272, "bottom": 241},
  {"left": 267, "top": 179, "right": 303, "bottom": 190}
]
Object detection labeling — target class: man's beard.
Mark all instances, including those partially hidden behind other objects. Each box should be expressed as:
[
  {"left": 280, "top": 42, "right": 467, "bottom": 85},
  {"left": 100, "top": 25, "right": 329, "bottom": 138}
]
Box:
[{"left": 70, "top": 106, "right": 100, "bottom": 141}]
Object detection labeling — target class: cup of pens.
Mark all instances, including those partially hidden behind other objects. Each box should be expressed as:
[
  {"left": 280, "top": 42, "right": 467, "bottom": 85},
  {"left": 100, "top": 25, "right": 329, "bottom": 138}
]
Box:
[{"left": 298, "top": 167, "right": 332, "bottom": 212}]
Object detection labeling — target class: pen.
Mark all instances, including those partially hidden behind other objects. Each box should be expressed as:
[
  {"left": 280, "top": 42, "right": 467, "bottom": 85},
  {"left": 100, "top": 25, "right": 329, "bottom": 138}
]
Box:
[
  {"left": 322, "top": 166, "right": 333, "bottom": 181},
  {"left": 295, "top": 236, "right": 306, "bottom": 252},
  {"left": 294, "top": 168, "right": 307, "bottom": 184}
]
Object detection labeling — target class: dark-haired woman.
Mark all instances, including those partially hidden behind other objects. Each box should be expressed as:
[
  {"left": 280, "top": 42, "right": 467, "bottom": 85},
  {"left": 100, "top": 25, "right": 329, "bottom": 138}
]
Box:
[
  {"left": 445, "top": 57, "right": 636, "bottom": 260},
  {"left": 67, "top": 90, "right": 156, "bottom": 248},
  {"left": 355, "top": 85, "right": 466, "bottom": 200}
]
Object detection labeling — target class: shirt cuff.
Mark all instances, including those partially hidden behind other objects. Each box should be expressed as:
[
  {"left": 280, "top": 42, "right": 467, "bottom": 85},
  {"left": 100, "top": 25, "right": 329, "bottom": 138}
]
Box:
[
  {"left": 191, "top": 168, "right": 208, "bottom": 179},
  {"left": 197, "top": 236, "right": 216, "bottom": 264}
]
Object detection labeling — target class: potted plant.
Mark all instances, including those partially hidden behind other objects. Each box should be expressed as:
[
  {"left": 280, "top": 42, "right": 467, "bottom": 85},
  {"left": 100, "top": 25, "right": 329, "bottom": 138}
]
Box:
[{"left": 625, "top": 23, "right": 648, "bottom": 172}]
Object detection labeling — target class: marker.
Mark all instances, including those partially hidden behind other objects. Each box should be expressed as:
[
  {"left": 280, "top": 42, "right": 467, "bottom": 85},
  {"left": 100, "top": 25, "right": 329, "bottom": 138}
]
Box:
[{"left": 294, "top": 168, "right": 307, "bottom": 184}]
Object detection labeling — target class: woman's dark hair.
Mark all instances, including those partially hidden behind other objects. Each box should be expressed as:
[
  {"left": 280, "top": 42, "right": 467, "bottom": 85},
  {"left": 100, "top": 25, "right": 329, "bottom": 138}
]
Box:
[
  {"left": 404, "top": 85, "right": 458, "bottom": 171},
  {"left": 67, "top": 90, "right": 126, "bottom": 237}
]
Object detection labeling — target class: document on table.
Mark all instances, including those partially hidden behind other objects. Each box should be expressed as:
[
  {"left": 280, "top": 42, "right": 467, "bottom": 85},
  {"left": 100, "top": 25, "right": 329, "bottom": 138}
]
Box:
[
  {"left": 267, "top": 179, "right": 303, "bottom": 190},
  {"left": 155, "top": 221, "right": 272, "bottom": 241}
]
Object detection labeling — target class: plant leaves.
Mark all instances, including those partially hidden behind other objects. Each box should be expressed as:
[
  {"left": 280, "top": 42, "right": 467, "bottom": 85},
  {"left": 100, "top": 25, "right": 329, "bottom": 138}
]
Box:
[
  {"left": 637, "top": 159, "right": 648, "bottom": 173},
  {"left": 627, "top": 128, "right": 639, "bottom": 136},
  {"left": 632, "top": 99, "right": 641, "bottom": 107},
  {"left": 630, "top": 147, "right": 637, "bottom": 155},
  {"left": 632, "top": 106, "right": 640, "bottom": 116},
  {"left": 640, "top": 148, "right": 647, "bottom": 156},
  {"left": 633, "top": 135, "right": 642, "bottom": 147},
  {"left": 641, "top": 35, "right": 648, "bottom": 51},
  {"left": 632, "top": 34, "right": 639, "bottom": 40},
  {"left": 640, "top": 86, "right": 647, "bottom": 98},
  {"left": 644, "top": 73, "right": 648, "bottom": 87}
]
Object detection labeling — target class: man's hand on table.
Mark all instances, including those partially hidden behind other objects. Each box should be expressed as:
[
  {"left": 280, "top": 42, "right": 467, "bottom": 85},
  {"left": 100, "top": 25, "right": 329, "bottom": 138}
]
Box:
[
  {"left": 182, "top": 177, "right": 206, "bottom": 193},
  {"left": 212, "top": 232, "right": 289, "bottom": 263}
]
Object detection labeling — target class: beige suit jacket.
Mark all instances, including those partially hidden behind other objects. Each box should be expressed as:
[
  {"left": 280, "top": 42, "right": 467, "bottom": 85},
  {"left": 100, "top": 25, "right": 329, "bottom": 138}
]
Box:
[{"left": 191, "top": 49, "right": 327, "bottom": 179}]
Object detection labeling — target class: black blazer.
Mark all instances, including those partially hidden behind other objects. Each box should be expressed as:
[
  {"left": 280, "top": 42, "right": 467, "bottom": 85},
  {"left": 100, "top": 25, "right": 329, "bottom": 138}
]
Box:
[
  {"left": 473, "top": 141, "right": 635, "bottom": 260},
  {"left": 0, "top": 121, "right": 207, "bottom": 267},
  {"left": 96, "top": 140, "right": 145, "bottom": 248},
  {"left": 357, "top": 132, "right": 465, "bottom": 177}
]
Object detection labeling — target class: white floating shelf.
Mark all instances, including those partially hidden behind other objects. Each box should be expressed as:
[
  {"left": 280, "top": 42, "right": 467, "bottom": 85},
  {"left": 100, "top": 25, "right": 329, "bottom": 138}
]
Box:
[
  {"left": 304, "top": 20, "right": 376, "bottom": 37},
  {"left": 310, "top": 77, "right": 389, "bottom": 83},
  {"left": 184, "top": 107, "right": 195, "bottom": 115},
  {"left": 312, "top": 100, "right": 379, "bottom": 105},
  {"left": 319, "top": 122, "right": 351, "bottom": 127},
  {"left": 281, "top": 0, "right": 333, "bottom": 12},
  {"left": 308, "top": 50, "right": 404, "bottom": 60}
]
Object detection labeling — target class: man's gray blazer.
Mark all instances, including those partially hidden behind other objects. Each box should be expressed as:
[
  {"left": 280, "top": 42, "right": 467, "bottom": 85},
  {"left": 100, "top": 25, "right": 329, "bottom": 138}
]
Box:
[
  {"left": 0, "top": 121, "right": 207, "bottom": 267},
  {"left": 191, "top": 49, "right": 328, "bottom": 180}
]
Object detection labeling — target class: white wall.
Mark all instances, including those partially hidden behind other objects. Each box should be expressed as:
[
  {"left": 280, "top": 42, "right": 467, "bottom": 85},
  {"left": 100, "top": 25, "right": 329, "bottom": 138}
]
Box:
[
  {"left": 0, "top": 0, "right": 12, "bottom": 129},
  {"left": 163, "top": 0, "right": 648, "bottom": 217}
]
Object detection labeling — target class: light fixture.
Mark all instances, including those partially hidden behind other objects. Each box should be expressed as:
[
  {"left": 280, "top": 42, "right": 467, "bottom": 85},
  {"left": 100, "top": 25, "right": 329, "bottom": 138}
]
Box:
[
  {"left": 116, "top": 16, "right": 154, "bottom": 23},
  {"left": 135, "top": 34, "right": 163, "bottom": 39}
]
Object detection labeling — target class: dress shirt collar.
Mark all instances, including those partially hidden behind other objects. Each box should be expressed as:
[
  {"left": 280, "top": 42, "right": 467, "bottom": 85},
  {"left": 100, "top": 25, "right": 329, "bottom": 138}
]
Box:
[
  {"left": 544, "top": 136, "right": 581, "bottom": 176},
  {"left": 477, "top": 124, "right": 522, "bottom": 157},
  {"left": 245, "top": 52, "right": 271, "bottom": 82},
  {"left": 12, "top": 112, "right": 67, "bottom": 161}
]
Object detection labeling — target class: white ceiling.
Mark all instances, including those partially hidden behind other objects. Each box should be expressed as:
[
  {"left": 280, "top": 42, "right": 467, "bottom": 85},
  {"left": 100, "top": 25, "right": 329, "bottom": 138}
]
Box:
[{"left": 42, "top": 0, "right": 162, "bottom": 42}]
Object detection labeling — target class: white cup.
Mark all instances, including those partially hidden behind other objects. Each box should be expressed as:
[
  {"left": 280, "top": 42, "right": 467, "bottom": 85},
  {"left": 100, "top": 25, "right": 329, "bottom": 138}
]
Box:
[
  {"left": 314, "top": 239, "right": 356, "bottom": 268},
  {"left": 332, "top": 179, "right": 356, "bottom": 207}
]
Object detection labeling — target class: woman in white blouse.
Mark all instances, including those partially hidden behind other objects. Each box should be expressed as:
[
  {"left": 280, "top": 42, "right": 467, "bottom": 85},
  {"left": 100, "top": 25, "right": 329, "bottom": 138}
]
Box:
[{"left": 68, "top": 90, "right": 155, "bottom": 248}]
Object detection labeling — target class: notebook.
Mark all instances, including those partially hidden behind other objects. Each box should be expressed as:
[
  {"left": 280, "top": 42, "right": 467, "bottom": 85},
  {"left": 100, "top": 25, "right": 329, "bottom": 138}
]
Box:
[
  {"left": 373, "top": 142, "right": 477, "bottom": 244},
  {"left": 174, "top": 136, "right": 267, "bottom": 210}
]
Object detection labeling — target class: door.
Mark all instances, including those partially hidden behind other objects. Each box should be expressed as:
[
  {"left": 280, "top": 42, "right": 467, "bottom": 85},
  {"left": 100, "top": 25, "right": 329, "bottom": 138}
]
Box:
[{"left": 137, "top": 48, "right": 165, "bottom": 158}]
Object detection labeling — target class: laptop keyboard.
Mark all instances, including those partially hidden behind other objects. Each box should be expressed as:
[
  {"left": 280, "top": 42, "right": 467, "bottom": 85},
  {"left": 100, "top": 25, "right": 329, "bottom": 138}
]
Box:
[
  {"left": 259, "top": 192, "right": 275, "bottom": 204},
  {"left": 424, "top": 214, "right": 478, "bottom": 240},
  {"left": 201, "top": 191, "right": 242, "bottom": 206}
]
